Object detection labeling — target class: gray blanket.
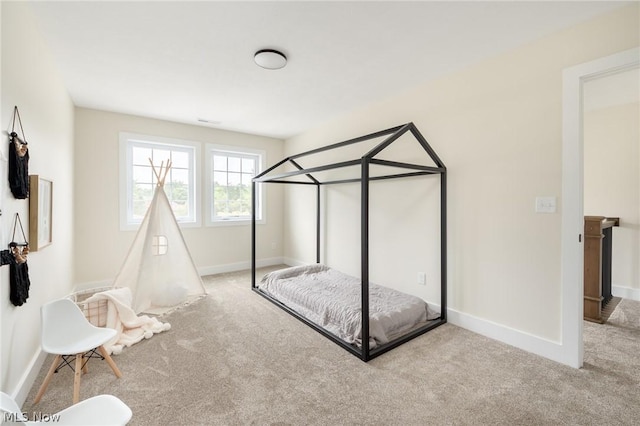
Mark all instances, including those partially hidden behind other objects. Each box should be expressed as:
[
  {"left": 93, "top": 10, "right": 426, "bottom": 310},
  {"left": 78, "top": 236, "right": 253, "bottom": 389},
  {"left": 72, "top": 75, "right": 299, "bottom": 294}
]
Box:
[{"left": 258, "top": 264, "right": 438, "bottom": 348}]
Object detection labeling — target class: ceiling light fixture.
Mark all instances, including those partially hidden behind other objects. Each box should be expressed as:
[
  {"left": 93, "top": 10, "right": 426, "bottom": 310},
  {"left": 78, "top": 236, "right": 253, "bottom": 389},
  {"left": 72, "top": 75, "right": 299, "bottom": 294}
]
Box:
[{"left": 254, "top": 49, "right": 287, "bottom": 70}]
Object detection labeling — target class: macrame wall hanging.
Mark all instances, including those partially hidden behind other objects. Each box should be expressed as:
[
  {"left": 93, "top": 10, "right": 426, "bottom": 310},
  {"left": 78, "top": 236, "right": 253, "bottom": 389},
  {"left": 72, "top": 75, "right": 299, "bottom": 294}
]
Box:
[
  {"left": 7, "top": 213, "right": 31, "bottom": 306},
  {"left": 8, "top": 106, "right": 30, "bottom": 199}
]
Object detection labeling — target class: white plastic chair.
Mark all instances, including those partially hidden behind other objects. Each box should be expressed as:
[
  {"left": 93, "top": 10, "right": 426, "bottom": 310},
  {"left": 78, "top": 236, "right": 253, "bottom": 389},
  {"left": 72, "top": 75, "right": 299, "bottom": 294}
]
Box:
[
  {"left": 1, "top": 391, "right": 132, "bottom": 425},
  {"left": 33, "top": 298, "right": 123, "bottom": 404}
]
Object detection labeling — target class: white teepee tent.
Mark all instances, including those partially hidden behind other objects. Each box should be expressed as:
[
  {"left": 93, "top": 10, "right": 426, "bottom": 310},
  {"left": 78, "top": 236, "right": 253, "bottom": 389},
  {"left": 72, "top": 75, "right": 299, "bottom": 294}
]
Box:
[{"left": 113, "top": 160, "right": 206, "bottom": 313}]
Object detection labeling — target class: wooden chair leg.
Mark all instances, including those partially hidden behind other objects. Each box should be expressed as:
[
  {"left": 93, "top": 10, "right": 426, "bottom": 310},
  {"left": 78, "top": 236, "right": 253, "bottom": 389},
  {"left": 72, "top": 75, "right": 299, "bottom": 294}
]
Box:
[
  {"left": 82, "top": 352, "right": 89, "bottom": 374},
  {"left": 98, "top": 345, "right": 122, "bottom": 378},
  {"left": 33, "top": 354, "right": 62, "bottom": 404},
  {"left": 73, "top": 354, "right": 83, "bottom": 404}
]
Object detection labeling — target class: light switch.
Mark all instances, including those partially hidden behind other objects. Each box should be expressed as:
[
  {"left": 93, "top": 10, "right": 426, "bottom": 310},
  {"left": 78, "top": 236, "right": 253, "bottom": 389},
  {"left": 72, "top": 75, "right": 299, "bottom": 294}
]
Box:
[{"left": 535, "top": 196, "right": 556, "bottom": 213}]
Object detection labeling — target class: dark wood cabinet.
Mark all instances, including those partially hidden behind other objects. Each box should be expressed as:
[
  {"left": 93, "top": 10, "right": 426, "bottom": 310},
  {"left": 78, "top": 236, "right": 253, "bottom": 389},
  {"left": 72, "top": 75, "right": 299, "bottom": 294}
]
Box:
[{"left": 583, "top": 216, "right": 619, "bottom": 323}]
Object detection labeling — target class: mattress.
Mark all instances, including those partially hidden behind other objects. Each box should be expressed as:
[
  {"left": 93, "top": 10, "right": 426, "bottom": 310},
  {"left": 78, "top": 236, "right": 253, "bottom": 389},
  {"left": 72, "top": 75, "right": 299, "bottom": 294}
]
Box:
[{"left": 257, "top": 264, "right": 439, "bottom": 348}]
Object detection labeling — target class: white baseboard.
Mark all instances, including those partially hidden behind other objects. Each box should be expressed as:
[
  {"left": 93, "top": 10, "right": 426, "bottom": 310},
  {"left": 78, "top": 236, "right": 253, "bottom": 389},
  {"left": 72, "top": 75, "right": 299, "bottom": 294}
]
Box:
[
  {"left": 282, "top": 257, "right": 306, "bottom": 267},
  {"left": 73, "top": 257, "right": 287, "bottom": 292},
  {"left": 612, "top": 285, "right": 640, "bottom": 301},
  {"left": 13, "top": 348, "right": 47, "bottom": 406},
  {"left": 198, "top": 257, "right": 285, "bottom": 276},
  {"left": 446, "top": 308, "right": 572, "bottom": 367},
  {"left": 72, "top": 279, "right": 112, "bottom": 293}
]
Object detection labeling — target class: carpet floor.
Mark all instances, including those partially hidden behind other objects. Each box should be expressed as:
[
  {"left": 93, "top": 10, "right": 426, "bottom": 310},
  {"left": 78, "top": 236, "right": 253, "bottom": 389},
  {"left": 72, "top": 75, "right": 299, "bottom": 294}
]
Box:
[{"left": 22, "top": 266, "right": 640, "bottom": 425}]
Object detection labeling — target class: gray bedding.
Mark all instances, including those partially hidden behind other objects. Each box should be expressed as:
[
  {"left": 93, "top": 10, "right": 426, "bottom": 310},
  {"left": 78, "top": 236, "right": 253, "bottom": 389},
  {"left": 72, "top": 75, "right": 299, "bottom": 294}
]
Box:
[{"left": 258, "top": 264, "right": 439, "bottom": 348}]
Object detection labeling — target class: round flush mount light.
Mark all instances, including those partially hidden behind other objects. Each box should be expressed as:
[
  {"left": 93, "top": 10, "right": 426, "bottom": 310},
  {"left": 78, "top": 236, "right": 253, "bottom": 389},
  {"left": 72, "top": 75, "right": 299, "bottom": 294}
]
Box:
[
  {"left": 197, "top": 117, "right": 220, "bottom": 125},
  {"left": 254, "top": 49, "right": 287, "bottom": 70}
]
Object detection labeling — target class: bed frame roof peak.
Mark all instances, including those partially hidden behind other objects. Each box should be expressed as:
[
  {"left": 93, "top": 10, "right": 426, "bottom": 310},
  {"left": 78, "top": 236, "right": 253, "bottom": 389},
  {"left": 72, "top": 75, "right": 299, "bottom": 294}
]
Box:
[{"left": 254, "top": 122, "right": 445, "bottom": 185}]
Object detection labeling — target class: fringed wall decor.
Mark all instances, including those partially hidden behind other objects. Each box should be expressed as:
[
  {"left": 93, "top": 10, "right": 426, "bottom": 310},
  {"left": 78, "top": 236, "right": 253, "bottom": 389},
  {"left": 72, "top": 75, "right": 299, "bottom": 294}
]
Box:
[
  {"left": 7, "top": 213, "right": 31, "bottom": 306},
  {"left": 8, "top": 106, "right": 30, "bottom": 199}
]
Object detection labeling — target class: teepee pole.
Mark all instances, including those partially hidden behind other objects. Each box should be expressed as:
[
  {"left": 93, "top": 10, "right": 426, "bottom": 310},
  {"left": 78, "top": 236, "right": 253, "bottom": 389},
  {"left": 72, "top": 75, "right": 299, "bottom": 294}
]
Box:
[
  {"left": 149, "top": 159, "right": 173, "bottom": 187},
  {"left": 150, "top": 159, "right": 161, "bottom": 184}
]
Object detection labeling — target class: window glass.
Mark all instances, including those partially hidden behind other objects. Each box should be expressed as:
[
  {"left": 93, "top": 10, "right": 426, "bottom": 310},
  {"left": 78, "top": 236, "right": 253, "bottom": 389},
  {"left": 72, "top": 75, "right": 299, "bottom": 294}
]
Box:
[
  {"left": 209, "top": 149, "right": 262, "bottom": 223},
  {"left": 122, "top": 135, "right": 197, "bottom": 227}
]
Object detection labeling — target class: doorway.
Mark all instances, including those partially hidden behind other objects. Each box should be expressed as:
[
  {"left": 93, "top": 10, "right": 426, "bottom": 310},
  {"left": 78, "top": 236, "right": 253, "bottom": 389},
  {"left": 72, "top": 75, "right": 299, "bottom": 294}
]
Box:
[
  {"left": 562, "top": 47, "right": 640, "bottom": 368},
  {"left": 583, "top": 66, "right": 639, "bottom": 309}
]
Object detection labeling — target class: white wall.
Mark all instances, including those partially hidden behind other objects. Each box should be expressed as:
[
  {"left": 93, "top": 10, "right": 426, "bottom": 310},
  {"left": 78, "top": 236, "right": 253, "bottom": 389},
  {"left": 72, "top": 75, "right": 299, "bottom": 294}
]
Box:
[
  {"left": 74, "top": 108, "right": 284, "bottom": 286},
  {"left": 284, "top": 4, "right": 639, "bottom": 361},
  {"left": 584, "top": 101, "right": 640, "bottom": 298},
  {"left": 1, "top": 2, "right": 75, "bottom": 401}
]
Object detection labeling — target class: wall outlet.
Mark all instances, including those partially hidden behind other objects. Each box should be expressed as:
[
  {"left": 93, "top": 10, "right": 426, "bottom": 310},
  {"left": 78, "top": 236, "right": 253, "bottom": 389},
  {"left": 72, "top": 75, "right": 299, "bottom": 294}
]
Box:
[{"left": 417, "top": 272, "right": 426, "bottom": 285}]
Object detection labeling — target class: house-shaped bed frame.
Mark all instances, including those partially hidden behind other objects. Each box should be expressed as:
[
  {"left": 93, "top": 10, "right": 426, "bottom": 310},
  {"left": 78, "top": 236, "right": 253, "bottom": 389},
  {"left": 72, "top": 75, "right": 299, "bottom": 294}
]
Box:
[{"left": 251, "top": 123, "right": 446, "bottom": 361}]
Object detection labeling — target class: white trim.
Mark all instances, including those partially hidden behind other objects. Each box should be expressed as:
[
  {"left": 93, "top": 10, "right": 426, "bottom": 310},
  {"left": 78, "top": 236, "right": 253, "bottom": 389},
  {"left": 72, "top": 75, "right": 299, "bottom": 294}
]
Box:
[
  {"left": 561, "top": 47, "right": 640, "bottom": 369},
  {"left": 119, "top": 132, "right": 202, "bottom": 231},
  {"left": 12, "top": 348, "right": 47, "bottom": 406},
  {"left": 447, "top": 309, "right": 570, "bottom": 366},
  {"left": 205, "top": 143, "right": 267, "bottom": 227},
  {"left": 72, "top": 279, "right": 113, "bottom": 293},
  {"left": 612, "top": 285, "right": 640, "bottom": 302},
  {"left": 72, "top": 258, "right": 287, "bottom": 291},
  {"left": 282, "top": 257, "right": 308, "bottom": 267},
  {"left": 197, "top": 257, "right": 284, "bottom": 276}
]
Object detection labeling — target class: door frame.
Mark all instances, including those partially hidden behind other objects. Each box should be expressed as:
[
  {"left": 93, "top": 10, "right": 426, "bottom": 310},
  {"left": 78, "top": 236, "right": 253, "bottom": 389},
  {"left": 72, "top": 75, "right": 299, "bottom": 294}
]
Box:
[{"left": 561, "top": 47, "right": 639, "bottom": 368}]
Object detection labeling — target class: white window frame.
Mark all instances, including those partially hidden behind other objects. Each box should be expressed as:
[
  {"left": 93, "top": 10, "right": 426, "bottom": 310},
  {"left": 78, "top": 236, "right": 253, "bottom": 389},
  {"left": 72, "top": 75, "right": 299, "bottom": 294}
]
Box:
[
  {"left": 119, "top": 132, "right": 201, "bottom": 231},
  {"left": 205, "top": 144, "right": 266, "bottom": 227}
]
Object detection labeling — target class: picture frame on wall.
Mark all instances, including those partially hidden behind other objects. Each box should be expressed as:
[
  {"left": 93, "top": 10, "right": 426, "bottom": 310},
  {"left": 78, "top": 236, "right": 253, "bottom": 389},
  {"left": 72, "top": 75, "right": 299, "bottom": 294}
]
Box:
[{"left": 29, "top": 175, "right": 53, "bottom": 251}]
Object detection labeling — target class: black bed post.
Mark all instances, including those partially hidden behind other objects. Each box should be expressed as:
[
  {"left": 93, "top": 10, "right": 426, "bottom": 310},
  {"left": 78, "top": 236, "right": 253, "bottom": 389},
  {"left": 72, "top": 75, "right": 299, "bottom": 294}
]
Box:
[
  {"left": 316, "top": 183, "right": 321, "bottom": 264},
  {"left": 361, "top": 157, "right": 370, "bottom": 361},
  {"left": 251, "top": 180, "right": 257, "bottom": 289},
  {"left": 440, "top": 170, "right": 447, "bottom": 320}
]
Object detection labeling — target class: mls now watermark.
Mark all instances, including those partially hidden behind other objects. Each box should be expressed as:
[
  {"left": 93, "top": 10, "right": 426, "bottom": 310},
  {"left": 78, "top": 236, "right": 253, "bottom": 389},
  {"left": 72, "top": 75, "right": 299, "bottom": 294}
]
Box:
[{"left": 3, "top": 411, "right": 61, "bottom": 422}]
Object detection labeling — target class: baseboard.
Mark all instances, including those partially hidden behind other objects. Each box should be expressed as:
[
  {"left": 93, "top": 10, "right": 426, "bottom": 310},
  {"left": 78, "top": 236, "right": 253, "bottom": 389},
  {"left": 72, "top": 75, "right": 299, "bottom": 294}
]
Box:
[
  {"left": 198, "top": 257, "right": 285, "bottom": 276},
  {"left": 447, "top": 308, "right": 573, "bottom": 367},
  {"left": 73, "top": 258, "right": 287, "bottom": 292},
  {"left": 72, "top": 279, "right": 112, "bottom": 293},
  {"left": 13, "top": 348, "right": 47, "bottom": 406},
  {"left": 612, "top": 285, "right": 640, "bottom": 301},
  {"left": 282, "top": 257, "right": 306, "bottom": 267}
]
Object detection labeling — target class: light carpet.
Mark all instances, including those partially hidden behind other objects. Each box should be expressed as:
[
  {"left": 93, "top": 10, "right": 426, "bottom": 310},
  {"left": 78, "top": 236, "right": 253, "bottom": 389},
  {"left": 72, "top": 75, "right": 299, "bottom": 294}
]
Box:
[{"left": 22, "top": 266, "right": 640, "bottom": 425}]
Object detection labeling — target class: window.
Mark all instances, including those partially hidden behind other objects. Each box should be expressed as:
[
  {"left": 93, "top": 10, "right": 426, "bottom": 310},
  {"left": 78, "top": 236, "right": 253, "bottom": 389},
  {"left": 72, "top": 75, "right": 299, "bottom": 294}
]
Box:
[
  {"left": 152, "top": 235, "right": 168, "bottom": 256},
  {"left": 120, "top": 133, "right": 200, "bottom": 230},
  {"left": 206, "top": 145, "right": 265, "bottom": 225}
]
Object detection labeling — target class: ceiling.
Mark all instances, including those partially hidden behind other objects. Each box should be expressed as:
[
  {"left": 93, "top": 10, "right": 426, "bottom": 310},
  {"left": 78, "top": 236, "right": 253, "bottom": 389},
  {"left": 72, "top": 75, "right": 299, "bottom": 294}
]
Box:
[{"left": 29, "top": 1, "right": 629, "bottom": 140}]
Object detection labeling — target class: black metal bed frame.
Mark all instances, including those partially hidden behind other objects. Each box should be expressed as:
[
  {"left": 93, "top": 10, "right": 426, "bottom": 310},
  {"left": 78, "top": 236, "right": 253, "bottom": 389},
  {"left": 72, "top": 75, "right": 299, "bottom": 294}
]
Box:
[{"left": 251, "top": 123, "right": 447, "bottom": 361}]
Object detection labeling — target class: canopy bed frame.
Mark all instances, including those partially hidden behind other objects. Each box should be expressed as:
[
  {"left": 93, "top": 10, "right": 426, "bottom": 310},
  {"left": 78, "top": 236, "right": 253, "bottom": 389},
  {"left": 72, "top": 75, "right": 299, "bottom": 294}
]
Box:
[{"left": 251, "top": 123, "right": 447, "bottom": 361}]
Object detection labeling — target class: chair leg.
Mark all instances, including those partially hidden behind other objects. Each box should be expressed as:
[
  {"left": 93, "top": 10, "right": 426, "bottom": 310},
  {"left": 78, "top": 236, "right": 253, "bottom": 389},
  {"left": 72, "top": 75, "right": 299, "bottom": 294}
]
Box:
[
  {"left": 82, "top": 352, "right": 89, "bottom": 375},
  {"left": 73, "top": 354, "right": 83, "bottom": 404},
  {"left": 98, "top": 345, "right": 122, "bottom": 378},
  {"left": 33, "top": 354, "right": 62, "bottom": 404}
]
